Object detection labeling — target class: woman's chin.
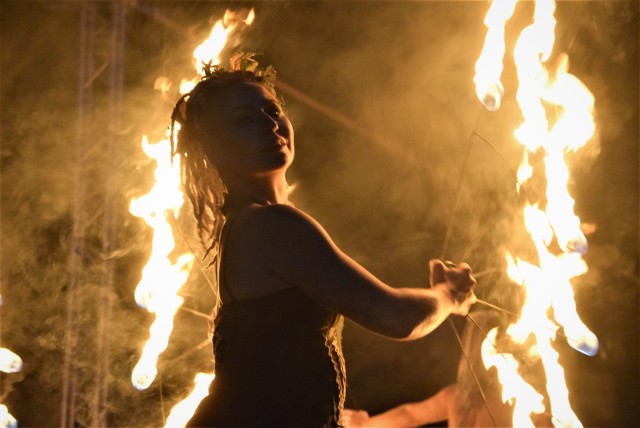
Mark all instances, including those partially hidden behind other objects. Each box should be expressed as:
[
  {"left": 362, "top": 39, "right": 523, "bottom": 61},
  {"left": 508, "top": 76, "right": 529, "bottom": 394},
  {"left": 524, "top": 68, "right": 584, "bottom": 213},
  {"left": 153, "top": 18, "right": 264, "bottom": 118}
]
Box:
[{"left": 245, "top": 157, "right": 292, "bottom": 178}]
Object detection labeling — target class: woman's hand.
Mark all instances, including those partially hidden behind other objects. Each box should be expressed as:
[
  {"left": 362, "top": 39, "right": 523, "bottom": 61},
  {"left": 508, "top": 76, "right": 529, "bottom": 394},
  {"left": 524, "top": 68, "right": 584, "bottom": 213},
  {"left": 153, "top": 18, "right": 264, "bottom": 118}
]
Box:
[
  {"left": 429, "top": 259, "right": 477, "bottom": 316},
  {"left": 340, "top": 409, "right": 371, "bottom": 427}
]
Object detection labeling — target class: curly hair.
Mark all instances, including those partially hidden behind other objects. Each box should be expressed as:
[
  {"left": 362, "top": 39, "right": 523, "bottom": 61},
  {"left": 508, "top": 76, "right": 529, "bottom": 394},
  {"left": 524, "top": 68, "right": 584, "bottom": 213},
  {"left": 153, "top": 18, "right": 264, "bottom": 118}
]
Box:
[{"left": 169, "top": 53, "right": 280, "bottom": 265}]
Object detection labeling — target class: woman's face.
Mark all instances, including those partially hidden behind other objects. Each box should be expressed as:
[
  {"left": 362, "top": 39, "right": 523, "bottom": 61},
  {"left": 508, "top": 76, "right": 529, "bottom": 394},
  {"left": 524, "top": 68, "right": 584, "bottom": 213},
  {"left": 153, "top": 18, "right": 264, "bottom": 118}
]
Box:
[{"left": 202, "top": 81, "right": 294, "bottom": 178}]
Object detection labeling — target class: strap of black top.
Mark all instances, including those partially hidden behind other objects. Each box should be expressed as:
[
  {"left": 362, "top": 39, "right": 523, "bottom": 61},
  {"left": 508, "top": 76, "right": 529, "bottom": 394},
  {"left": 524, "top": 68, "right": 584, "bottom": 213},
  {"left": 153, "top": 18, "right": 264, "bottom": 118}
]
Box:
[{"left": 218, "top": 213, "right": 241, "bottom": 303}]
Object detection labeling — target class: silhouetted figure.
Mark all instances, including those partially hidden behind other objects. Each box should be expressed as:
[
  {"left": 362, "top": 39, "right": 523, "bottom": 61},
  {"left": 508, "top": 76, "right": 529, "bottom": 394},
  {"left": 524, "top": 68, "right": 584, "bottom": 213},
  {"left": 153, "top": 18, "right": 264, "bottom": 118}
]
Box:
[{"left": 169, "top": 53, "right": 477, "bottom": 427}]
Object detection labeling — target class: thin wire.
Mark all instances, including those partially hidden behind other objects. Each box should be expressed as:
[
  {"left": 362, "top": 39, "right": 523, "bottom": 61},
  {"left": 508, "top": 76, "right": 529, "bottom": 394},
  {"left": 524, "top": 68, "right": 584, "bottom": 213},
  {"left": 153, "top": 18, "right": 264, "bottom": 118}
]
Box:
[
  {"left": 164, "top": 339, "right": 212, "bottom": 365},
  {"left": 179, "top": 306, "right": 214, "bottom": 321},
  {"left": 475, "top": 298, "right": 574, "bottom": 342},
  {"left": 454, "top": 131, "right": 531, "bottom": 263},
  {"left": 441, "top": 129, "right": 546, "bottom": 426},
  {"left": 448, "top": 317, "right": 499, "bottom": 427},
  {"left": 458, "top": 228, "right": 489, "bottom": 263},
  {"left": 475, "top": 298, "right": 522, "bottom": 320},
  {"left": 471, "top": 131, "right": 531, "bottom": 202},
  {"left": 466, "top": 313, "right": 501, "bottom": 358},
  {"left": 159, "top": 372, "right": 166, "bottom": 425},
  {"left": 439, "top": 114, "right": 482, "bottom": 260},
  {"left": 471, "top": 267, "right": 503, "bottom": 279},
  {"left": 465, "top": 312, "right": 522, "bottom": 378},
  {"left": 438, "top": 108, "right": 499, "bottom": 426}
]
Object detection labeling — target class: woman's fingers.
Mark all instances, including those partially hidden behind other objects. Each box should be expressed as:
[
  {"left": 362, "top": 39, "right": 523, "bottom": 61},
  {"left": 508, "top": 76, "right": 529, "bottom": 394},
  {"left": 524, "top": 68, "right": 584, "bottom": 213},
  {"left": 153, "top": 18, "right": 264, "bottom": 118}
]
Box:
[
  {"left": 430, "top": 259, "right": 476, "bottom": 292},
  {"left": 445, "top": 265, "right": 476, "bottom": 293},
  {"left": 429, "top": 259, "right": 447, "bottom": 285},
  {"left": 429, "top": 259, "right": 477, "bottom": 315}
]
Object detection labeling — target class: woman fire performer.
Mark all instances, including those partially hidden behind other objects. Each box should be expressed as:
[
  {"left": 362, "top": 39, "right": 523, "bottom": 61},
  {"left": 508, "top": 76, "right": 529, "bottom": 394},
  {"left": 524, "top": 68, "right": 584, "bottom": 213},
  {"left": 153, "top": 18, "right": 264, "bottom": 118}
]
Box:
[{"left": 170, "top": 53, "right": 477, "bottom": 427}]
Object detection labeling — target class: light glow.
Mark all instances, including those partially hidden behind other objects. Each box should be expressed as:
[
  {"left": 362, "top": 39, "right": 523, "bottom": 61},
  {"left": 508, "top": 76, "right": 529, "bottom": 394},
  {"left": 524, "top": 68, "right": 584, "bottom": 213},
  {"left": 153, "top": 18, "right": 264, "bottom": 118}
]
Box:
[
  {"left": 0, "top": 404, "right": 17, "bottom": 428},
  {"left": 130, "top": 135, "right": 194, "bottom": 391},
  {"left": 0, "top": 296, "right": 21, "bottom": 426},
  {"left": 164, "top": 373, "right": 216, "bottom": 428},
  {"left": 180, "top": 9, "right": 255, "bottom": 95},
  {"left": 0, "top": 348, "right": 22, "bottom": 374},
  {"left": 475, "top": 0, "right": 598, "bottom": 426},
  {"left": 473, "top": 0, "right": 518, "bottom": 111}
]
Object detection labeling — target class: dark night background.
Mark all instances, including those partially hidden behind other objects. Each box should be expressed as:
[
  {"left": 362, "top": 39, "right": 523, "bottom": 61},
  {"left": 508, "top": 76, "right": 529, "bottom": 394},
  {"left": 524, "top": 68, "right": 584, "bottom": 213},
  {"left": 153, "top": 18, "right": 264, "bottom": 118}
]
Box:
[{"left": 0, "top": 0, "right": 638, "bottom": 426}]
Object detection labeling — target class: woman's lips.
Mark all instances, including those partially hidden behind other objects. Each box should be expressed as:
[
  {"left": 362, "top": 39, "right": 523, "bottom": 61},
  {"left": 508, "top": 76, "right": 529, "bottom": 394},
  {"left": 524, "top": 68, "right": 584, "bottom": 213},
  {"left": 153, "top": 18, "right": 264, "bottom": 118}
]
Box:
[{"left": 265, "top": 138, "right": 287, "bottom": 151}]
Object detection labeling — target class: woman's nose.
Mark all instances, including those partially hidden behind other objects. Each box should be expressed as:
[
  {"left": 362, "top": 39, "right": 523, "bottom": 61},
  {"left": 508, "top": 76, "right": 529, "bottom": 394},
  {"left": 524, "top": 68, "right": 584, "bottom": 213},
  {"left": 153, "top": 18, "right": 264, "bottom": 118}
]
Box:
[{"left": 261, "top": 112, "right": 279, "bottom": 132}]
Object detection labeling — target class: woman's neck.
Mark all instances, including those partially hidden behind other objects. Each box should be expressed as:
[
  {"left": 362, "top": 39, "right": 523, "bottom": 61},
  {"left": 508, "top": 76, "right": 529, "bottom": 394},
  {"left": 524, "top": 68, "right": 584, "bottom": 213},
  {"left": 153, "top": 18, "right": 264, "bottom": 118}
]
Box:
[{"left": 223, "top": 174, "right": 289, "bottom": 212}]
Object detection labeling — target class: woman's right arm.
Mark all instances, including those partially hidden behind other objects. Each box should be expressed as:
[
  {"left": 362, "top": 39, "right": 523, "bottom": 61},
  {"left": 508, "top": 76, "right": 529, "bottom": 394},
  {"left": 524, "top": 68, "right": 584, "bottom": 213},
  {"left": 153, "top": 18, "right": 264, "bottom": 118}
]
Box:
[{"left": 251, "top": 204, "right": 476, "bottom": 340}]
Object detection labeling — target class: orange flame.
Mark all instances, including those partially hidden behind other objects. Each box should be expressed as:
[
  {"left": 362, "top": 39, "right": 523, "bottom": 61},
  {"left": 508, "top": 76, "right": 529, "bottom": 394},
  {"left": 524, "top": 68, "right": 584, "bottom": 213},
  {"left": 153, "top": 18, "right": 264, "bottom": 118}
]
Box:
[
  {"left": 130, "top": 135, "right": 194, "bottom": 391},
  {"left": 0, "top": 404, "right": 17, "bottom": 428},
  {"left": 482, "top": 328, "right": 546, "bottom": 427},
  {"left": 476, "top": 0, "right": 598, "bottom": 426},
  {"left": 164, "top": 373, "right": 215, "bottom": 427},
  {"left": 154, "top": 77, "right": 173, "bottom": 100},
  {"left": 180, "top": 8, "right": 255, "bottom": 94},
  {"left": 0, "top": 348, "right": 22, "bottom": 374},
  {"left": 0, "top": 296, "right": 21, "bottom": 426},
  {"left": 473, "top": 0, "right": 518, "bottom": 111}
]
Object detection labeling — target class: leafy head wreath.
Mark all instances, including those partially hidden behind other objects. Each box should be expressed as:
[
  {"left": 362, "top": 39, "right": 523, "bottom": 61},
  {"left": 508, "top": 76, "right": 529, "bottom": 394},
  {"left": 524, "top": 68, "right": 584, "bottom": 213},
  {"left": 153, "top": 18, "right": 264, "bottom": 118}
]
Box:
[
  {"left": 168, "top": 52, "right": 279, "bottom": 266},
  {"left": 170, "top": 51, "right": 277, "bottom": 156}
]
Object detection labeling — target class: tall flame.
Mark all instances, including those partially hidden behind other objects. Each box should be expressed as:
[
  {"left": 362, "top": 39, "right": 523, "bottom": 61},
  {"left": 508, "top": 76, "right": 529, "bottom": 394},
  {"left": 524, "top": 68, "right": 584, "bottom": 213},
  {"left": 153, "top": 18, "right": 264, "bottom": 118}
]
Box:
[
  {"left": 475, "top": 0, "right": 598, "bottom": 426},
  {"left": 473, "top": 0, "right": 518, "bottom": 111},
  {"left": 0, "top": 374, "right": 19, "bottom": 428},
  {"left": 130, "top": 134, "right": 194, "bottom": 391},
  {"left": 131, "top": 7, "right": 254, "bottom": 425},
  {"left": 0, "top": 348, "right": 22, "bottom": 374},
  {"left": 0, "top": 404, "right": 17, "bottom": 428},
  {"left": 482, "top": 328, "right": 546, "bottom": 428},
  {"left": 0, "top": 296, "right": 21, "bottom": 426},
  {"left": 164, "top": 373, "right": 215, "bottom": 428},
  {"left": 180, "top": 8, "right": 255, "bottom": 94}
]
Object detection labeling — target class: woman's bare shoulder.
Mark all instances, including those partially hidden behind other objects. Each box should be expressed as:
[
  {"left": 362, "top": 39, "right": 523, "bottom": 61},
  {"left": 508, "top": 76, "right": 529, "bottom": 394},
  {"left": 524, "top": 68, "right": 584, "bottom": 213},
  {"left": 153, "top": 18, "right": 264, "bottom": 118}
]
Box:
[
  {"left": 239, "top": 203, "right": 312, "bottom": 220},
  {"left": 221, "top": 204, "right": 324, "bottom": 298},
  {"left": 228, "top": 203, "right": 337, "bottom": 269},
  {"left": 234, "top": 203, "right": 325, "bottom": 237}
]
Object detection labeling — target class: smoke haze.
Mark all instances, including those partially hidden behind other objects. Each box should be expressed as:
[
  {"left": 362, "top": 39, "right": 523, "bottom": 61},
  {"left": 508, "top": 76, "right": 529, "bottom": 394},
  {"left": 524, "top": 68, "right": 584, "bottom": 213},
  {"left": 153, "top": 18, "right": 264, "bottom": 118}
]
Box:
[{"left": 1, "top": 1, "right": 637, "bottom": 426}]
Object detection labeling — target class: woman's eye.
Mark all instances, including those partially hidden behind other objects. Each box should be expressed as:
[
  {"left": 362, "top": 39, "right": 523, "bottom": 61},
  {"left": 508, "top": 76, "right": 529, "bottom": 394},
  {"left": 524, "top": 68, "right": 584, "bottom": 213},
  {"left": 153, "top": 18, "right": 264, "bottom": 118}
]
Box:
[
  {"left": 233, "top": 114, "right": 253, "bottom": 127},
  {"left": 267, "top": 106, "right": 282, "bottom": 119}
]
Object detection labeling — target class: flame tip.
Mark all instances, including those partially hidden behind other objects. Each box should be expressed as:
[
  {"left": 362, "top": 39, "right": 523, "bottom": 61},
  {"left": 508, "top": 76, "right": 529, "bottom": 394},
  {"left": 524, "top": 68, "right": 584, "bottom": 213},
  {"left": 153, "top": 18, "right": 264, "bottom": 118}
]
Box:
[{"left": 568, "top": 333, "right": 599, "bottom": 357}]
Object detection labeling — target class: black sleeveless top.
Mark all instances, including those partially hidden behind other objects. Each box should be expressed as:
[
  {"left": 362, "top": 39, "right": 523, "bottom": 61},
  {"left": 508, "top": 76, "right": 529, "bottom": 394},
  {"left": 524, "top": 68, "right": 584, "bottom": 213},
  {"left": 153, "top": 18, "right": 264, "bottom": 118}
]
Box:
[{"left": 187, "top": 212, "right": 347, "bottom": 427}]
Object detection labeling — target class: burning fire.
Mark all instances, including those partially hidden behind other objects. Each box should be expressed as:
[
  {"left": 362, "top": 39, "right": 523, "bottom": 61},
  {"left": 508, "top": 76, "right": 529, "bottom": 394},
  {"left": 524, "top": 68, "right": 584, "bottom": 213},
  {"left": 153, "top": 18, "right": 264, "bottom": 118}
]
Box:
[
  {"left": 164, "top": 373, "right": 215, "bottom": 427},
  {"left": 475, "top": 0, "right": 598, "bottom": 426},
  {"left": 130, "top": 134, "right": 194, "bottom": 391},
  {"left": 130, "top": 7, "right": 254, "bottom": 425},
  {"left": 473, "top": 0, "right": 518, "bottom": 111},
  {"left": 0, "top": 296, "right": 21, "bottom": 427},
  {"left": 0, "top": 348, "right": 22, "bottom": 374},
  {"left": 0, "top": 404, "right": 16, "bottom": 428},
  {"left": 180, "top": 8, "right": 255, "bottom": 94}
]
